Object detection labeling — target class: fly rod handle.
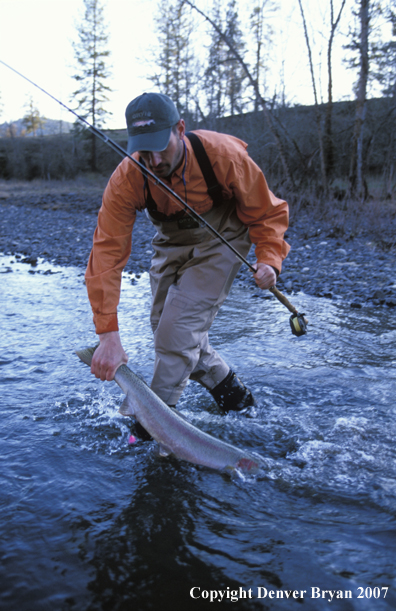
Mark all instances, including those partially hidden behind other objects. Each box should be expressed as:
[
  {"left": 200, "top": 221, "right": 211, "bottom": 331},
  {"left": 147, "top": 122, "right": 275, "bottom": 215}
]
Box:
[
  {"left": 250, "top": 265, "right": 304, "bottom": 319},
  {"left": 268, "top": 285, "right": 298, "bottom": 315}
]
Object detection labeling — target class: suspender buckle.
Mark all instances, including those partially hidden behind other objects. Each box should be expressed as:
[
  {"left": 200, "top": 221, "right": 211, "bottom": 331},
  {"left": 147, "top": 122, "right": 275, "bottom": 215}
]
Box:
[{"left": 177, "top": 215, "right": 200, "bottom": 229}]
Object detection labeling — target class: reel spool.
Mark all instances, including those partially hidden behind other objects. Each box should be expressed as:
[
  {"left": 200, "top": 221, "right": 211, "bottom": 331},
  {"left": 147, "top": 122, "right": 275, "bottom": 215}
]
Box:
[{"left": 289, "top": 313, "right": 308, "bottom": 336}]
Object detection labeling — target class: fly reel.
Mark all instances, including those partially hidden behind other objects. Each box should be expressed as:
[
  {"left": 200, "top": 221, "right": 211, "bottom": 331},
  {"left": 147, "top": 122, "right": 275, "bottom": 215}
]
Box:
[
  {"left": 268, "top": 286, "right": 308, "bottom": 336},
  {"left": 289, "top": 313, "right": 308, "bottom": 336}
]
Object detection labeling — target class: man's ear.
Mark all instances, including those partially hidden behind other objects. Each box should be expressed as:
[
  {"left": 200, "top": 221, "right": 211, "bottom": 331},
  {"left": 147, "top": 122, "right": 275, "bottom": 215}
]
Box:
[{"left": 178, "top": 119, "right": 186, "bottom": 140}]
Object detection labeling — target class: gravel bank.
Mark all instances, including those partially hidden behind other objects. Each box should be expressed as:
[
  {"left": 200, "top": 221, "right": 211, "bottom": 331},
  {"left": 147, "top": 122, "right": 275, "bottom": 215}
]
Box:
[{"left": 1, "top": 186, "right": 395, "bottom": 310}]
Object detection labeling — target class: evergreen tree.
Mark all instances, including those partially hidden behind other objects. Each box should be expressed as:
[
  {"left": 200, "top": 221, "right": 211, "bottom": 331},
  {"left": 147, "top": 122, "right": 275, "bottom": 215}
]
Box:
[
  {"left": 202, "top": 0, "right": 247, "bottom": 119},
  {"left": 203, "top": 0, "right": 228, "bottom": 121},
  {"left": 149, "top": 0, "right": 197, "bottom": 120},
  {"left": 223, "top": 0, "right": 247, "bottom": 116},
  {"left": 374, "top": 0, "right": 396, "bottom": 98},
  {"left": 372, "top": 0, "right": 396, "bottom": 194},
  {"left": 72, "top": 0, "right": 112, "bottom": 171}
]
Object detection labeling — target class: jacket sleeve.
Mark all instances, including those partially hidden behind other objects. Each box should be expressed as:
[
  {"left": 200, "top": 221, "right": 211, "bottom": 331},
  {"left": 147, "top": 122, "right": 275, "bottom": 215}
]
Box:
[
  {"left": 85, "top": 163, "right": 141, "bottom": 334},
  {"left": 233, "top": 151, "right": 290, "bottom": 273}
]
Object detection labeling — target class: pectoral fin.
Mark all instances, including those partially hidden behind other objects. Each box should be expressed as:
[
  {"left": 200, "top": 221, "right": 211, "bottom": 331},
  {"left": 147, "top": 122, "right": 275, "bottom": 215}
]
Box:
[
  {"left": 118, "top": 394, "right": 136, "bottom": 417},
  {"left": 158, "top": 444, "right": 172, "bottom": 457}
]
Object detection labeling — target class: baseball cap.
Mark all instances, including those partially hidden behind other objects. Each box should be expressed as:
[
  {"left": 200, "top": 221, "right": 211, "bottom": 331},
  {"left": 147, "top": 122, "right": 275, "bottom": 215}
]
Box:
[{"left": 125, "top": 92, "right": 180, "bottom": 154}]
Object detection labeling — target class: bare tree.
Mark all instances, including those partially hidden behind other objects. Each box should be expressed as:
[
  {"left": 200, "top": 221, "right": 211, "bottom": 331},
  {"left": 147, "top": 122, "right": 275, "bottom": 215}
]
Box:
[
  {"left": 324, "top": 0, "right": 347, "bottom": 180},
  {"left": 249, "top": 1, "right": 276, "bottom": 112},
  {"left": 297, "top": 0, "right": 328, "bottom": 193},
  {"left": 296, "top": 0, "right": 347, "bottom": 193}
]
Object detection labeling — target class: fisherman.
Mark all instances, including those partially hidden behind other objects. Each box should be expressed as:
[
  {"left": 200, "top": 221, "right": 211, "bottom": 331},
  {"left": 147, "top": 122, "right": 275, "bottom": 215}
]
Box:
[{"left": 85, "top": 92, "right": 290, "bottom": 426}]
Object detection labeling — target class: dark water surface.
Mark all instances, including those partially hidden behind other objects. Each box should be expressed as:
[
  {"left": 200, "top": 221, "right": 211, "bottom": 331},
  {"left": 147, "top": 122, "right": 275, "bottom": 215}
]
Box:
[{"left": 1, "top": 254, "right": 395, "bottom": 611}]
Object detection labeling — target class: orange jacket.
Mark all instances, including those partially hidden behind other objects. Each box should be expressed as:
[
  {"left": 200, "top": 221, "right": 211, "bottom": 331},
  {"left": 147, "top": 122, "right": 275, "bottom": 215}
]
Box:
[{"left": 86, "top": 130, "right": 290, "bottom": 334}]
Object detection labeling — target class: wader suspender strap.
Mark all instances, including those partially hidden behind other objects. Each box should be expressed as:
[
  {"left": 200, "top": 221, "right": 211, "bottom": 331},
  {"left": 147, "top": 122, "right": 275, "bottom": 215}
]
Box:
[
  {"left": 140, "top": 132, "right": 223, "bottom": 222},
  {"left": 184, "top": 132, "right": 223, "bottom": 208}
]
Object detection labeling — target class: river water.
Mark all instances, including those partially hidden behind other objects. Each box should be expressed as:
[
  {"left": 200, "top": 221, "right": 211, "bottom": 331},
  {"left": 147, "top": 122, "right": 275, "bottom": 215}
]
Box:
[{"left": 0, "top": 253, "right": 395, "bottom": 611}]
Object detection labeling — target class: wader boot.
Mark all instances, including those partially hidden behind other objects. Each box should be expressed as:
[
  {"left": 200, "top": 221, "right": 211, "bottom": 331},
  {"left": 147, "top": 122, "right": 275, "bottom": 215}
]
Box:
[{"left": 209, "top": 370, "right": 256, "bottom": 415}]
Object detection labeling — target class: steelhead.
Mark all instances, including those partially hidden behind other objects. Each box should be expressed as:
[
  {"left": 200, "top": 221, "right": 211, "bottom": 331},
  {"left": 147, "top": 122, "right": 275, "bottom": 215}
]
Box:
[{"left": 76, "top": 346, "right": 266, "bottom": 474}]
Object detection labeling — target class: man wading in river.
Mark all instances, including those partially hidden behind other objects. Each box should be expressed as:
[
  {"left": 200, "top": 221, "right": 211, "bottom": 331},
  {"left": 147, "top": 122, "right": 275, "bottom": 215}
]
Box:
[{"left": 85, "top": 93, "right": 290, "bottom": 435}]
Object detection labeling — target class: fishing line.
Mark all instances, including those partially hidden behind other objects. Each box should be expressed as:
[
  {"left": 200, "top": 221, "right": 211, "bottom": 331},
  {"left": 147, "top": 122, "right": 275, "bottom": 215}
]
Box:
[
  {"left": 0, "top": 59, "right": 307, "bottom": 335},
  {"left": 0, "top": 59, "right": 245, "bottom": 261}
]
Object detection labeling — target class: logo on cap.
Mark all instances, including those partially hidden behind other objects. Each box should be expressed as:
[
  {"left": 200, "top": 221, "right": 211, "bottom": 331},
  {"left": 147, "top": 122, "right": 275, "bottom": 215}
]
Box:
[{"left": 133, "top": 119, "right": 156, "bottom": 127}]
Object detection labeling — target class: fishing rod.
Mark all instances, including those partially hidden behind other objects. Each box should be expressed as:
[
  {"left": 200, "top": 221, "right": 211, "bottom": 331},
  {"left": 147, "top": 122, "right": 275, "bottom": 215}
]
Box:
[{"left": 0, "top": 59, "right": 307, "bottom": 336}]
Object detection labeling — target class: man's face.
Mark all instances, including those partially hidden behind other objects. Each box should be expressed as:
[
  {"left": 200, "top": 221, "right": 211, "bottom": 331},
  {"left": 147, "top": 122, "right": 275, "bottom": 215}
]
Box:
[{"left": 139, "top": 120, "right": 185, "bottom": 179}]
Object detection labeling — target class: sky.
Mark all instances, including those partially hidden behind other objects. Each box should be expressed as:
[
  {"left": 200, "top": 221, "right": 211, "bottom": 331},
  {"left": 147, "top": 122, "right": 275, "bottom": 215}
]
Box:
[{"left": 0, "top": 0, "right": 364, "bottom": 130}]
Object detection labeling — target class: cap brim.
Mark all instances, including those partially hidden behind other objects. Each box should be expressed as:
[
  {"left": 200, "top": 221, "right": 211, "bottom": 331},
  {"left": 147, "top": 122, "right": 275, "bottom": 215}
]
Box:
[{"left": 127, "top": 127, "right": 172, "bottom": 154}]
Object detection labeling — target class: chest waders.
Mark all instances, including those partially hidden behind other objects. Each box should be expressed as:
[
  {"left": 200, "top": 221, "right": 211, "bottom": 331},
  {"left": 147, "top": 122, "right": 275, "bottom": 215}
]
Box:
[{"left": 140, "top": 134, "right": 255, "bottom": 412}]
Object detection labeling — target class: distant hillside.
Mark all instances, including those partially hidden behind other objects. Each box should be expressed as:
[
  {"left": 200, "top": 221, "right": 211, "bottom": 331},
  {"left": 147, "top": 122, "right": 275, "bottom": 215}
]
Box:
[{"left": 0, "top": 118, "right": 74, "bottom": 137}]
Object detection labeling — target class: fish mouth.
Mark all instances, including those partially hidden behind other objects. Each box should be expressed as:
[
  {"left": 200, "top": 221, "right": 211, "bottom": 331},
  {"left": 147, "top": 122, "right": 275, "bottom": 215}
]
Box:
[{"left": 235, "top": 457, "right": 260, "bottom": 472}]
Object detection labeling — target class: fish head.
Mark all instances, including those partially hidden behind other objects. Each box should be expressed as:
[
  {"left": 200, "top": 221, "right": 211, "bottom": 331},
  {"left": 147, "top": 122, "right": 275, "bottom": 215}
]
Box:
[
  {"left": 235, "top": 457, "right": 261, "bottom": 474},
  {"left": 75, "top": 344, "right": 99, "bottom": 367}
]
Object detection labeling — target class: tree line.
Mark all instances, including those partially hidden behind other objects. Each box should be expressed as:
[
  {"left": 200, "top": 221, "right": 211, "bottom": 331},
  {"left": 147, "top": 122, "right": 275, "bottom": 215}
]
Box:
[
  {"left": 0, "top": 0, "right": 395, "bottom": 203},
  {"left": 149, "top": 0, "right": 396, "bottom": 200}
]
